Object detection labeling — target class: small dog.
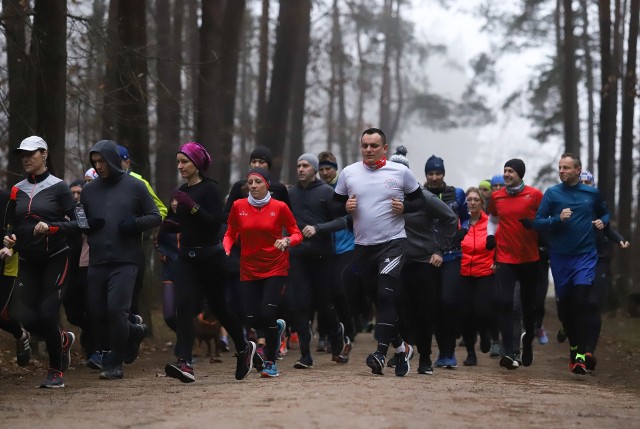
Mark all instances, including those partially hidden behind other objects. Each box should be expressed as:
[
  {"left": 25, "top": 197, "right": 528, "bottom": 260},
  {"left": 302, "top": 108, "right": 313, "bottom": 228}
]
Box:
[{"left": 192, "top": 308, "right": 223, "bottom": 362}]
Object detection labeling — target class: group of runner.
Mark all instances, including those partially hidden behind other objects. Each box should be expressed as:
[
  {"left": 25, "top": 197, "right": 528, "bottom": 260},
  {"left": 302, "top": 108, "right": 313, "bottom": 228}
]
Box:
[{"left": 0, "top": 128, "right": 628, "bottom": 388}]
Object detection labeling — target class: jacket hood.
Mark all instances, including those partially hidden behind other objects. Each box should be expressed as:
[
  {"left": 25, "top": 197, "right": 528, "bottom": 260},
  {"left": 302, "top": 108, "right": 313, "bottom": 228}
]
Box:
[{"left": 89, "top": 140, "right": 125, "bottom": 180}]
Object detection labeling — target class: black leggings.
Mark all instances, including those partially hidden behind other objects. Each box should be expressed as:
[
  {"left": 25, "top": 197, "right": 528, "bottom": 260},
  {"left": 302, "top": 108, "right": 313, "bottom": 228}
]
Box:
[
  {"left": 398, "top": 260, "right": 437, "bottom": 359},
  {"left": 495, "top": 262, "right": 538, "bottom": 356},
  {"left": 460, "top": 274, "right": 496, "bottom": 354},
  {"left": 287, "top": 254, "right": 341, "bottom": 357},
  {"left": 434, "top": 258, "right": 463, "bottom": 356},
  {"left": 174, "top": 251, "right": 245, "bottom": 360},
  {"left": 0, "top": 274, "right": 22, "bottom": 338},
  {"left": 15, "top": 250, "right": 69, "bottom": 370},
  {"left": 244, "top": 276, "right": 286, "bottom": 362},
  {"left": 557, "top": 285, "right": 590, "bottom": 355}
]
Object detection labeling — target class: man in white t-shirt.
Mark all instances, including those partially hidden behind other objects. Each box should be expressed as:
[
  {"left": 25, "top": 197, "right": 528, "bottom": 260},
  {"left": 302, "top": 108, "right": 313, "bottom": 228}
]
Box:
[{"left": 332, "top": 128, "right": 425, "bottom": 376}]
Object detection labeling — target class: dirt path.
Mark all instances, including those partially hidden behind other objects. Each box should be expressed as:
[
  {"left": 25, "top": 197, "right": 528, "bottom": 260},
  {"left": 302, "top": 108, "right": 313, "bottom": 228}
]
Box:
[{"left": 1, "top": 311, "right": 639, "bottom": 429}]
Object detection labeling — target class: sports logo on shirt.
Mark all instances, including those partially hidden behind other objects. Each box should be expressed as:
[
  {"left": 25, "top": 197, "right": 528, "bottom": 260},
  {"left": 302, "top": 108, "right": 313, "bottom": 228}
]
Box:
[{"left": 239, "top": 210, "right": 248, "bottom": 216}]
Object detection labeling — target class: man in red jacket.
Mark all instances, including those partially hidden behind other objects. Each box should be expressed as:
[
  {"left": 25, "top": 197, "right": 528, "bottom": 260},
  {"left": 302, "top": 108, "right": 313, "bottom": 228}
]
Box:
[{"left": 486, "top": 159, "right": 543, "bottom": 370}]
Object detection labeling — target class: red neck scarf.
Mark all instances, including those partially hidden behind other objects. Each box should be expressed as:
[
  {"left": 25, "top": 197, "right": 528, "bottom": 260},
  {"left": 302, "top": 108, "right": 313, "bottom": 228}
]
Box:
[{"left": 364, "top": 157, "right": 387, "bottom": 170}]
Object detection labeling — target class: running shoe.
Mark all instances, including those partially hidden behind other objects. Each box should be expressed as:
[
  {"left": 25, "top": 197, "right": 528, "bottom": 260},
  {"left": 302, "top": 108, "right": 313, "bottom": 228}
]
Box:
[
  {"left": 570, "top": 356, "right": 587, "bottom": 375},
  {"left": 443, "top": 354, "right": 457, "bottom": 369},
  {"left": 131, "top": 314, "right": 143, "bottom": 325},
  {"left": 395, "top": 344, "right": 413, "bottom": 377},
  {"left": 235, "top": 341, "right": 256, "bottom": 380},
  {"left": 40, "top": 368, "right": 64, "bottom": 388},
  {"left": 585, "top": 352, "right": 597, "bottom": 371},
  {"left": 489, "top": 341, "right": 502, "bottom": 358},
  {"left": 124, "top": 323, "right": 147, "bottom": 364},
  {"left": 329, "top": 322, "right": 346, "bottom": 359},
  {"left": 294, "top": 354, "right": 313, "bottom": 369},
  {"left": 365, "top": 351, "right": 385, "bottom": 375},
  {"left": 332, "top": 337, "right": 351, "bottom": 364},
  {"left": 61, "top": 331, "right": 75, "bottom": 371},
  {"left": 463, "top": 353, "right": 477, "bottom": 366},
  {"left": 254, "top": 344, "right": 265, "bottom": 372},
  {"left": 261, "top": 361, "right": 280, "bottom": 378},
  {"left": 521, "top": 332, "right": 534, "bottom": 367},
  {"left": 316, "top": 338, "right": 327, "bottom": 352},
  {"left": 557, "top": 327, "right": 567, "bottom": 343},
  {"left": 16, "top": 329, "right": 31, "bottom": 367},
  {"left": 278, "top": 339, "right": 287, "bottom": 359},
  {"left": 536, "top": 327, "right": 549, "bottom": 345},
  {"left": 165, "top": 359, "right": 195, "bottom": 383},
  {"left": 499, "top": 354, "right": 519, "bottom": 370},
  {"left": 288, "top": 332, "right": 299, "bottom": 350},
  {"left": 87, "top": 351, "right": 104, "bottom": 371},
  {"left": 418, "top": 356, "right": 434, "bottom": 375},
  {"left": 99, "top": 364, "right": 124, "bottom": 380}
]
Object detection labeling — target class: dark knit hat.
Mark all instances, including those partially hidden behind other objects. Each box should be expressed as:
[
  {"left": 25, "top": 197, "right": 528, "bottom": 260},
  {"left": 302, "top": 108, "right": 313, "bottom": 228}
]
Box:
[
  {"left": 69, "top": 179, "right": 85, "bottom": 188},
  {"left": 389, "top": 146, "right": 410, "bottom": 168},
  {"left": 250, "top": 146, "right": 273, "bottom": 168},
  {"left": 247, "top": 167, "right": 271, "bottom": 190},
  {"left": 425, "top": 155, "right": 445, "bottom": 173},
  {"left": 504, "top": 158, "right": 525, "bottom": 179}
]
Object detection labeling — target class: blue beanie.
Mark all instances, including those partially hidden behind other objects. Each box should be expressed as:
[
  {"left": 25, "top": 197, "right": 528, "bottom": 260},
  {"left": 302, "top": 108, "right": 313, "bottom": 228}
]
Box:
[
  {"left": 490, "top": 174, "right": 505, "bottom": 186},
  {"left": 425, "top": 155, "right": 445, "bottom": 173}
]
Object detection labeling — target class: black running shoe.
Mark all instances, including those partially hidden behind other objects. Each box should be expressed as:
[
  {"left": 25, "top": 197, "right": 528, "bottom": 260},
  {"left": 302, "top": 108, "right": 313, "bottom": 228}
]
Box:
[
  {"left": 235, "top": 341, "right": 256, "bottom": 380},
  {"left": 40, "top": 368, "right": 64, "bottom": 388},
  {"left": 521, "top": 333, "right": 534, "bottom": 367},
  {"left": 418, "top": 357, "right": 434, "bottom": 375},
  {"left": 124, "top": 324, "right": 147, "bottom": 364},
  {"left": 499, "top": 355, "right": 519, "bottom": 370},
  {"left": 395, "top": 344, "right": 413, "bottom": 377},
  {"left": 253, "top": 344, "right": 265, "bottom": 372},
  {"left": 16, "top": 329, "right": 31, "bottom": 367},
  {"left": 557, "top": 327, "right": 567, "bottom": 343},
  {"left": 570, "top": 357, "right": 587, "bottom": 375},
  {"left": 386, "top": 354, "right": 397, "bottom": 368},
  {"left": 463, "top": 353, "right": 477, "bottom": 366},
  {"left": 61, "top": 331, "right": 75, "bottom": 371},
  {"left": 366, "top": 351, "right": 385, "bottom": 375},
  {"left": 329, "top": 322, "right": 345, "bottom": 359},
  {"left": 99, "top": 365, "right": 124, "bottom": 380},
  {"left": 165, "top": 359, "right": 195, "bottom": 383},
  {"left": 332, "top": 337, "right": 351, "bottom": 364},
  {"left": 294, "top": 354, "right": 314, "bottom": 369}
]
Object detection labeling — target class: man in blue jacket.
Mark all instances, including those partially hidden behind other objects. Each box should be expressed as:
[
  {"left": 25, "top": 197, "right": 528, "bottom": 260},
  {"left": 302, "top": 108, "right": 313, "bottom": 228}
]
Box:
[{"left": 533, "top": 153, "right": 609, "bottom": 375}]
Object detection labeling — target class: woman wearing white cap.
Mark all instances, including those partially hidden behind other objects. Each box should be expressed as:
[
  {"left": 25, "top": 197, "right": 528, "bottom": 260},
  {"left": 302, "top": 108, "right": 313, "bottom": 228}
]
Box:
[{"left": 2, "top": 136, "right": 78, "bottom": 388}]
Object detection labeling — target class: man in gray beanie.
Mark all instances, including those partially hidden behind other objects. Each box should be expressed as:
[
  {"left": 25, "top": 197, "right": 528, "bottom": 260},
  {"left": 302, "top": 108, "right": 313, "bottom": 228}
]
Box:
[{"left": 286, "top": 152, "right": 351, "bottom": 369}]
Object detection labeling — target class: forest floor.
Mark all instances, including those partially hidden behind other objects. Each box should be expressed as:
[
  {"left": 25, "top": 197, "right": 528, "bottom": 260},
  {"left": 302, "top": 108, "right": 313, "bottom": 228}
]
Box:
[{"left": 0, "top": 299, "right": 639, "bottom": 429}]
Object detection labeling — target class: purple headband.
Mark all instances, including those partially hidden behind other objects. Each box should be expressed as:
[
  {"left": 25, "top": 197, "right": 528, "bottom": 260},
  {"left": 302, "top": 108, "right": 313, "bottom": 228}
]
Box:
[{"left": 178, "top": 142, "right": 212, "bottom": 172}]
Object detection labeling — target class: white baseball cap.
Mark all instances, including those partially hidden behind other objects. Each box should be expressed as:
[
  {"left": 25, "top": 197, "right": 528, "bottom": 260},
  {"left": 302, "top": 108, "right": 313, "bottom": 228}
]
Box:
[{"left": 16, "top": 136, "right": 48, "bottom": 152}]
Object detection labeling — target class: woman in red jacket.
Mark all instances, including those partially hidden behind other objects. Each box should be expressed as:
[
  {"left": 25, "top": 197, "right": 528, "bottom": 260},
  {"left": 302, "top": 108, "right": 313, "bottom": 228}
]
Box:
[
  {"left": 459, "top": 187, "right": 496, "bottom": 366},
  {"left": 223, "top": 168, "right": 302, "bottom": 378}
]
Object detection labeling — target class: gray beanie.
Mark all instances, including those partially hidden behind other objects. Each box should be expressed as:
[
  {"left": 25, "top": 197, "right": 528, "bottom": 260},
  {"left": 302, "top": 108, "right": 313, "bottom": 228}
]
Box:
[{"left": 297, "top": 153, "right": 319, "bottom": 171}]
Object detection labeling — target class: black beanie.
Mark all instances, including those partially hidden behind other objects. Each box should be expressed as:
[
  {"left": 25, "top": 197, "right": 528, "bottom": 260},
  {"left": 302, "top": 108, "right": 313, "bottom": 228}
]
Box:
[
  {"left": 249, "top": 146, "right": 273, "bottom": 168},
  {"left": 425, "top": 155, "right": 445, "bottom": 174},
  {"left": 504, "top": 158, "right": 525, "bottom": 179}
]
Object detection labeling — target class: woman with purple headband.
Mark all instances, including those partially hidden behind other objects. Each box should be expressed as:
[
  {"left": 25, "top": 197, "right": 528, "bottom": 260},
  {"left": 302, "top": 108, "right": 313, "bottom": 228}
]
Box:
[{"left": 164, "top": 142, "right": 256, "bottom": 383}]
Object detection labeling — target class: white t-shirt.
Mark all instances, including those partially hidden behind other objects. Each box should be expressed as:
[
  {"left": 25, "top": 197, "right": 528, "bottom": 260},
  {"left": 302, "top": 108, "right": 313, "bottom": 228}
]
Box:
[{"left": 335, "top": 161, "right": 420, "bottom": 245}]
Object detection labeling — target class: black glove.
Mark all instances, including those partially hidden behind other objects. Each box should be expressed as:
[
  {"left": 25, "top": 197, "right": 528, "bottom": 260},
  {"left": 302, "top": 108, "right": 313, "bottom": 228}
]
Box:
[
  {"left": 118, "top": 217, "right": 138, "bottom": 235},
  {"left": 87, "top": 218, "right": 105, "bottom": 232},
  {"left": 453, "top": 228, "right": 469, "bottom": 245},
  {"left": 519, "top": 218, "right": 534, "bottom": 230},
  {"left": 486, "top": 235, "right": 496, "bottom": 250}
]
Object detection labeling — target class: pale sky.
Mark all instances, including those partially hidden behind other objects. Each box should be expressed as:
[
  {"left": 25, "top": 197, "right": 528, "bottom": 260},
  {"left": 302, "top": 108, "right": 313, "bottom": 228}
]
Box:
[{"left": 399, "top": 1, "right": 562, "bottom": 190}]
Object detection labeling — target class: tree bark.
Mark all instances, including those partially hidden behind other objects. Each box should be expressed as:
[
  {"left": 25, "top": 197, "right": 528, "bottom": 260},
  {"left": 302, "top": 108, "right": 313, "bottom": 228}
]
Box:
[
  {"left": 579, "top": 0, "right": 596, "bottom": 171},
  {"left": 31, "top": 0, "right": 67, "bottom": 178},
  {"left": 258, "top": 0, "right": 306, "bottom": 181},
  {"left": 3, "top": 0, "right": 34, "bottom": 186},
  {"left": 196, "top": 0, "right": 224, "bottom": 175},
  {"left": 255, "top": 0, "right": 270, "bottom": 144},
  {"left": 597, "top": 0, "right": 617, "bottom": 214},
  {"left": 621, "top": 0, "right": 638, "bottom": 295},
  {"left": 155, "top": 0, "right": 183, "bottom": 201},
  {"left": 561, "top": 0, "right": 580, "bottom": 155},
  {"left": 216, "top": 0, "right": 246, "bottom": 193},
  {"left": 287, "top": 0, "right": 312, "bottom": 184}
]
